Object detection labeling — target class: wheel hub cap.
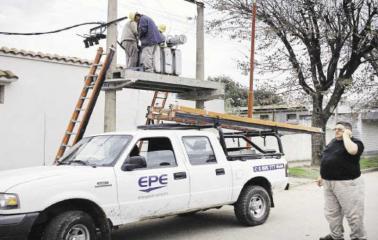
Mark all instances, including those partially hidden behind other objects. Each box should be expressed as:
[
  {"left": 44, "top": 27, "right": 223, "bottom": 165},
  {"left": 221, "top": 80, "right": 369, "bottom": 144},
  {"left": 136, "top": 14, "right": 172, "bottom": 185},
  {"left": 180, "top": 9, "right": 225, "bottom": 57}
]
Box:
[
  {"left": 249, "top": 194, "right": 266, "bottom": 218},
  {"left": 66, "top": 224, "right": 90, "bottom": 240}
]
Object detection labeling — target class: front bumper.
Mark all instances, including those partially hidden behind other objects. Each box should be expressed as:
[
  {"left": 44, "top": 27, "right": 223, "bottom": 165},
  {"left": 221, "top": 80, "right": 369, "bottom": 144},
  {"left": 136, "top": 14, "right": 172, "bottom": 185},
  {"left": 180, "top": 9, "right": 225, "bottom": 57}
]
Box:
[{"left": 0, "top": 213, "right": 39, "bottom": 240}]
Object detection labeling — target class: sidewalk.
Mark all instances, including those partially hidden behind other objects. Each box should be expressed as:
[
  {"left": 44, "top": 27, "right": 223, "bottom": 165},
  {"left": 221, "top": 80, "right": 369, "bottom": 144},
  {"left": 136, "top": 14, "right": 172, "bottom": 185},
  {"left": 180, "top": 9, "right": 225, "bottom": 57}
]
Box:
[{"left": 289, "top": 177, "right": 314, "bottom": 187}]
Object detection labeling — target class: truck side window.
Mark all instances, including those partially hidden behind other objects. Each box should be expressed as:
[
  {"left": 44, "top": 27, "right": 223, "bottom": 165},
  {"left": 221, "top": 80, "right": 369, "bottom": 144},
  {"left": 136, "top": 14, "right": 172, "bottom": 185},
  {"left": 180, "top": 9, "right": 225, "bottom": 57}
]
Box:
[
  {"left": 132, "top": 137, "right": 177, "bottom": 169},
  {"left": 182, "top": 136, "right": 217, "bottom": 165}
]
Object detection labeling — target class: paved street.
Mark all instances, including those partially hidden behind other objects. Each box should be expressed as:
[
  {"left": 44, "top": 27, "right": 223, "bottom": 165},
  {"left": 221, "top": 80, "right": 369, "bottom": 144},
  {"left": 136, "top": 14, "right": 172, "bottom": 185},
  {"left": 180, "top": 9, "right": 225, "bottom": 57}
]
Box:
[{"left": 112, "top": 172, "right": 378, "bottom": 240}]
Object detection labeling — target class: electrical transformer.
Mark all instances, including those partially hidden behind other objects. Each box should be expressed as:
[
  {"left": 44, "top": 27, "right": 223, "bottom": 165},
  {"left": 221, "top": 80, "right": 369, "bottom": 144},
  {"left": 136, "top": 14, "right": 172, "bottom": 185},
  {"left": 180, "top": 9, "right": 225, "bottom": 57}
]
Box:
[
  {"left": 153, "top": 47, "right": 182, "bottom": 76},
  {"left": 163, "top": 47, "right": 174, "bottom": 74},
  {"left": 172, "top": 49, "right": 182, "bottom": 76},
  {"left": 153, "top": 46, "right": 163, "bottom": 73},
  {"left": 152, "top": 34, "right": 186, "bottom": 76}
]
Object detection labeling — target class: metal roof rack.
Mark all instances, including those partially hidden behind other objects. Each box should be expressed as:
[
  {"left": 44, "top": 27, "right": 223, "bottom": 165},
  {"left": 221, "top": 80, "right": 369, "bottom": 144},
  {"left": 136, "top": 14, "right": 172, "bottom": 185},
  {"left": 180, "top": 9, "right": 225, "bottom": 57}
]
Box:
[
  {"left": 137, "top": 123, "right": 215, "bottom": 130},
  {"left": 223, "top": 130, "right": 282, "bottom": 137}
]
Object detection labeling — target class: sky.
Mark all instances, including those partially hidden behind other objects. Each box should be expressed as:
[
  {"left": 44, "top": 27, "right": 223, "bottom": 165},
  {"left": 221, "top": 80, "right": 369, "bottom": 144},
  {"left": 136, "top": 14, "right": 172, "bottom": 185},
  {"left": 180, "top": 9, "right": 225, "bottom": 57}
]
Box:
[{"left": 0, "top": 0, "right": 251, "bottom": 86}]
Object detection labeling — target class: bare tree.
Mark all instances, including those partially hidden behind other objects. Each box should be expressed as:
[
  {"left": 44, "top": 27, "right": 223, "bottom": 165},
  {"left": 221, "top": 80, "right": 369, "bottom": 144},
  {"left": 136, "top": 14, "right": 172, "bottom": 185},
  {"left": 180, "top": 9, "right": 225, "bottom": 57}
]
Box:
[{"left": 207, "top": 0, "right": 378, "bottom": 165}]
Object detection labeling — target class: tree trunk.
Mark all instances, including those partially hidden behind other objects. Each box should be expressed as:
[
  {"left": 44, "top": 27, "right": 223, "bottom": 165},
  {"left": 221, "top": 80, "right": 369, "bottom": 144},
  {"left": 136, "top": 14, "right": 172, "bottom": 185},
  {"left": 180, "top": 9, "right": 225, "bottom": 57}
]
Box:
[{"left": 311, "top": 96, "right": 326, "bottom": 166}]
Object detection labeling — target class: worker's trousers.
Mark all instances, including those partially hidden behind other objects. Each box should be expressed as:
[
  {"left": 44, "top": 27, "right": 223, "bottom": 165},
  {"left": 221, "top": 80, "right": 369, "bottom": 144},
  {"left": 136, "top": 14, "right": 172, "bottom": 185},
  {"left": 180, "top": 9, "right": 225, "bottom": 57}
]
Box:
[
  {"left": 323, "top": 178, "right": 367, "bottom": 240},
  {"left": 122, "top": 40, "right": 138, "bottom": 68},
  {"left": 140, "top": 45, "right": 157, "bottom": 72}
]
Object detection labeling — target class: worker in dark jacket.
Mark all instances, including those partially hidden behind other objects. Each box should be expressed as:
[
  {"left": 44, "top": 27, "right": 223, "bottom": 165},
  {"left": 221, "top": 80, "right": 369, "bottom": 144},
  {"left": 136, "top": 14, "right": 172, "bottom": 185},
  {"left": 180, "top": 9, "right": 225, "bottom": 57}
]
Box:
[
  {"left": 134, "top": 13, "right": 164, "bottom": 72},
  {"left": 317, "top": 121, "right": 367, "bottom": 240}
]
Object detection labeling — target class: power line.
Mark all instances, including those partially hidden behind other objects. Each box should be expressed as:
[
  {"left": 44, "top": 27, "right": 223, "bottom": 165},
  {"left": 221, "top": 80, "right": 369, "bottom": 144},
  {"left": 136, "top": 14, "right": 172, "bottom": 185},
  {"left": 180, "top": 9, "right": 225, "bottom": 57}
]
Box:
[
  {"left": 0, "top": 16, "right": 129, "bottom": 36},
  {"left": 0, "top": 22, "right": 104, "bottom": 36}
]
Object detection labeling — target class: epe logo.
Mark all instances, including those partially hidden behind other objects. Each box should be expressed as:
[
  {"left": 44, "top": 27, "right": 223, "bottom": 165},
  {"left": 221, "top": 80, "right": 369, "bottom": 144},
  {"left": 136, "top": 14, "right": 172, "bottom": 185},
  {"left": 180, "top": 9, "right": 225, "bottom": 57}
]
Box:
[{"left": 138, "top": 174, "right": 168, "bottom": 193}]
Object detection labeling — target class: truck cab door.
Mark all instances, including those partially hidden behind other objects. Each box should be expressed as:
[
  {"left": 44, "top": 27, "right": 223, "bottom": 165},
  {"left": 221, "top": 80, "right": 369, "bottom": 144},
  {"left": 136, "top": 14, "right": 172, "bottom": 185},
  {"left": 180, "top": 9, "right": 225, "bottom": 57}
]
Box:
[
  {"left": 115, "top": 136, "right": 190, "bottom": 223},
  {"left": 181, "top": 135, "right": 232, "bottom": 209}
]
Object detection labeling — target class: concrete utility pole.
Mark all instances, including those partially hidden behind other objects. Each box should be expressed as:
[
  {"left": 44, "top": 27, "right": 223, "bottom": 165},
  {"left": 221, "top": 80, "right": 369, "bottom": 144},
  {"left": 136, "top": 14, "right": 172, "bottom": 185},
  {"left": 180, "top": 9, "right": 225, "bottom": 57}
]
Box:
[
  {"left": 104, "top": 0, "right": 117, "bottom": 132},
  {"left": 196, "top": 1, "right": 205, "bottom": 109},
  {"left": 247, "top": 0, "right": 257, "bottom": 119}
]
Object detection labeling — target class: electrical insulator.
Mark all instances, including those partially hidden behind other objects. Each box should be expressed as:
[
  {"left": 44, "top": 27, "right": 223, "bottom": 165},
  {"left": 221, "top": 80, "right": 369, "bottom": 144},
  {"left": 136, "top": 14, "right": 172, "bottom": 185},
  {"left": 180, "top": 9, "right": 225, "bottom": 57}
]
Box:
[{"left": 166, "top": 35, "right": 187, "bottom": 47}]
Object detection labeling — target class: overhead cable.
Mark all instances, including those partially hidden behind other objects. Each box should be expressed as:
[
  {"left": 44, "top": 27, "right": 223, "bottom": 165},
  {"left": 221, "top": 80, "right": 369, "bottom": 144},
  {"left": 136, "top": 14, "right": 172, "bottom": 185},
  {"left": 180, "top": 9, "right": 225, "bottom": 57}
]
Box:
[
  {"left": 0, "top": 22, "right": 104, "bottom": 36},
  {"left": 0, "top": 16, "right": 128, "bottom": 36}
]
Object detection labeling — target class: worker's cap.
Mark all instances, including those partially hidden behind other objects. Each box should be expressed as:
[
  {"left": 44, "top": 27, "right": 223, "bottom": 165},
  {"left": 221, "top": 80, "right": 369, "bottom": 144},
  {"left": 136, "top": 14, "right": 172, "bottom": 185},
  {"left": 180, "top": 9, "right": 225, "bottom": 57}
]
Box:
[
  {"left": 129, "top": 12, "right": 136, "bottom": 21},
  {"left": 158, "top": 24, "right": 167, "bottom": 33}
]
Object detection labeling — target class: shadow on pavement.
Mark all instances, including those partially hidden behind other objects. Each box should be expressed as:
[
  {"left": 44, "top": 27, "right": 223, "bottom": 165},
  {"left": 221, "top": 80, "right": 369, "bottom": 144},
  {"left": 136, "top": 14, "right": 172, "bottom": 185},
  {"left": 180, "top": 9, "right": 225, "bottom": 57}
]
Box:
[{"left": 111, "top": 210, "right": 243, "bottom": 240}]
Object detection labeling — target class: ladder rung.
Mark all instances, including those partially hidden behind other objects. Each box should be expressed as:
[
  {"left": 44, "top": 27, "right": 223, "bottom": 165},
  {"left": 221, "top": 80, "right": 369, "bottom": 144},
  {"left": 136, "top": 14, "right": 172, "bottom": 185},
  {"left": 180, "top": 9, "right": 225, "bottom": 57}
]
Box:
[
  {"left": 80, "top": 97, "right": 90, "bottom": 100},
  {"left": 92, "top": 63, "right": 103, "bottom": 67},
  {"left": 60, "top": 144, "right": 72, "bottom": 148},
  {"left": 86, "top": 75, "right": 98, "bottom": 79},
  {"left": 75, "top": 108, "right": 86, "bottom": 111},
  {"left": 156, "top": 97, "right": 167, "bottom": 99},
  {"left": 71, "top": 120, "right": 81, "bottom": 123},
  {"left": 65, "top": 131, "right": 77, "bottom": 135}
]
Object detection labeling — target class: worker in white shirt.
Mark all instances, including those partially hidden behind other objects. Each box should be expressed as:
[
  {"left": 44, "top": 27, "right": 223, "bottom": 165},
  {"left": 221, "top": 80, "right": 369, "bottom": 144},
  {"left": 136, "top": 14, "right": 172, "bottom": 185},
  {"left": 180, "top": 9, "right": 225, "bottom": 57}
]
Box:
[{"left": 120, "top": 12, "right": 139, "bottom": 68}]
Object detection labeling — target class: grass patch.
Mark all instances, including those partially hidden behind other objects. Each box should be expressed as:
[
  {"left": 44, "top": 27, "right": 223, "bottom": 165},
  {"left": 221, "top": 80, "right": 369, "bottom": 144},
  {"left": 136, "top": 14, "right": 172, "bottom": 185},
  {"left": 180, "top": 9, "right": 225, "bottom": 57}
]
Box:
[
  {"left": 360, "top": 156, "right": 378, "bottom": 169},
  {"left": 289, "top": 156, "right": 378, "bottom": 179},
  {"left": 289, "top": 167, "right": 319, "bottom": 180}
]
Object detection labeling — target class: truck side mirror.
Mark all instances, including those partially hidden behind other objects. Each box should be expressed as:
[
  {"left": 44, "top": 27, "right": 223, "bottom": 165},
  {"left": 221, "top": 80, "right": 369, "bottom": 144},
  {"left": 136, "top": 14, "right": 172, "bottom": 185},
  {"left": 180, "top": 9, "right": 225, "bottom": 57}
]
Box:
[{"left": 122, "top": 156, "right": 147, "bottom": 171}]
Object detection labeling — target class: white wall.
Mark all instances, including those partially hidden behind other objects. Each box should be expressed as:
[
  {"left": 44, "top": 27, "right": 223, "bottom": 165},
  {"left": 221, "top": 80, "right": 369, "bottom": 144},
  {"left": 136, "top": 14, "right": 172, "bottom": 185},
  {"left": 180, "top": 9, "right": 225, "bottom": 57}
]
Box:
[
  {"left": 0, "top": 55, "right": 224, "bottom": 170},
  {"left": 280, "top": 134, "right": 312, "bottom": 162}
]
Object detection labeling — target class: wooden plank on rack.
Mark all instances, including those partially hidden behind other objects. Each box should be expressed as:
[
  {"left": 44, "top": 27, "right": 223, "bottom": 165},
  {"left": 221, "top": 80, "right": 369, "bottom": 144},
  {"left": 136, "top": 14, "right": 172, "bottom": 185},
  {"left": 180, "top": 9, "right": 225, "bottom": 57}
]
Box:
[{"left": 147, "top": 105, "right": 322, "bottom": 134}]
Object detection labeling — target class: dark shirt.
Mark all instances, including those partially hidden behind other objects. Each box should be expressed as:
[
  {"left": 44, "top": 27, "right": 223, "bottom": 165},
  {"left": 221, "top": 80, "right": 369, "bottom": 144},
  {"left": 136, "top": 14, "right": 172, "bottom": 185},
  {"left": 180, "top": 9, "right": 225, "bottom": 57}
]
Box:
[
  {"left": 320, "top": 137, "right": 364, "bottom": 180},
  {"left": 138, "top": 15, "right": 164, "bottom": 47}
]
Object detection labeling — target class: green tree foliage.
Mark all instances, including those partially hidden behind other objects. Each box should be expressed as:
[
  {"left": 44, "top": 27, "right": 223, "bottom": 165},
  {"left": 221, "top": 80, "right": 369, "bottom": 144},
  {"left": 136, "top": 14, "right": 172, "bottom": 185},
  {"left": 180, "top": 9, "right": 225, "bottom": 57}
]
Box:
[{"left": 208, "top": 75, "right": 282, "bottom": 107}]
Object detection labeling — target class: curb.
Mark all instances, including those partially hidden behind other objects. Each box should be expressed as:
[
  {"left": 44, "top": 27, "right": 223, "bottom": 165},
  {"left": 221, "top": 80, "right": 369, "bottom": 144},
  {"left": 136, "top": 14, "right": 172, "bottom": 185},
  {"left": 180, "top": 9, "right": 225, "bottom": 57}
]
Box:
[
  {"left": 289, "top": 168, "right": 378, "bottom": 188},
  {"left": 288, "top": 177, "right": 315, "bottom": 188},
  {"left": 362, "top": 167, "right": 378, "bottom": 173}
]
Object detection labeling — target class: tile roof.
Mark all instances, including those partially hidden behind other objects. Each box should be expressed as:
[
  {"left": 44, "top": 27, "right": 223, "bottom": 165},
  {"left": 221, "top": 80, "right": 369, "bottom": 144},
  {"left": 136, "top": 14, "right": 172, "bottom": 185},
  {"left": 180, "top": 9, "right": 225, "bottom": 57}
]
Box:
[
  {"left": 0, "top": 69, "right": 18, "bottom": 80},
  {"left": 0, "top": 46, "right": 92, "bottom": 66}
]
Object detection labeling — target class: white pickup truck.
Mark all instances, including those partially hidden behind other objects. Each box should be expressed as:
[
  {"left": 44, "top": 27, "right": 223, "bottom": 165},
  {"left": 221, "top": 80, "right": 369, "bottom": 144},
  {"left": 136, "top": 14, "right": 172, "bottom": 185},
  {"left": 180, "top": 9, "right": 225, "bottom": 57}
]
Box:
[{"left": 0, "top": 126, "right": 289, "bottom": 240}]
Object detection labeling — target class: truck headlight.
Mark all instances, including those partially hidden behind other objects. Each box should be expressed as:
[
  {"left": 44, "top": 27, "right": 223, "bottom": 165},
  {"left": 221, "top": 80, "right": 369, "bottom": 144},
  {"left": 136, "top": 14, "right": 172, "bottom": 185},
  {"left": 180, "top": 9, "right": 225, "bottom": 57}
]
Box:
[{"left": 0, "top": 193, "right": 19, "bottom": 209}]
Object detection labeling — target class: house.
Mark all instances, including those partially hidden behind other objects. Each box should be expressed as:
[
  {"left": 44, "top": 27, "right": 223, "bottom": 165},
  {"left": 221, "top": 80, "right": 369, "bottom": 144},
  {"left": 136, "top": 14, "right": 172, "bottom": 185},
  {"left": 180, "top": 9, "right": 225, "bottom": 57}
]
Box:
[
  {"left": 237, "top": 105, "right": 311, "bottom": 124},
  {"left": 0, "top": 47, "right": 224, "bottom": 170}
]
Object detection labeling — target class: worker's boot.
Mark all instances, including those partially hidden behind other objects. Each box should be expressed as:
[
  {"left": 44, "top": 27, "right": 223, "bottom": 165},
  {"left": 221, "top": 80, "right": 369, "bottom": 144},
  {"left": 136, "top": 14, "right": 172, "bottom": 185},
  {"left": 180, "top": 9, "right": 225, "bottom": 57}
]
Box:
[{"left": 319, "top": 234, "right": 344, "bottom": 240}]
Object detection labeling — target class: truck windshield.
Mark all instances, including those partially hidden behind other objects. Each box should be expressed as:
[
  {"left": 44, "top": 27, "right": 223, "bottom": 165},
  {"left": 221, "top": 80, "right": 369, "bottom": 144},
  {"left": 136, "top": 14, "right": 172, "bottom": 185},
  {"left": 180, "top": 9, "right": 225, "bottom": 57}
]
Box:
[{"left": 59, "top": 135, "right": 132, "bottom": 166}]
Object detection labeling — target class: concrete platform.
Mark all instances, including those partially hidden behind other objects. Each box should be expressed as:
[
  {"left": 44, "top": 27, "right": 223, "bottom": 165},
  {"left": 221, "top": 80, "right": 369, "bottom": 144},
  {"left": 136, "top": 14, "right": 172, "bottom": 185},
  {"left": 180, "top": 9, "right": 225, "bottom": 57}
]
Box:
[{"left": 104, "top": 70, "right": 224, "bottom": 101}]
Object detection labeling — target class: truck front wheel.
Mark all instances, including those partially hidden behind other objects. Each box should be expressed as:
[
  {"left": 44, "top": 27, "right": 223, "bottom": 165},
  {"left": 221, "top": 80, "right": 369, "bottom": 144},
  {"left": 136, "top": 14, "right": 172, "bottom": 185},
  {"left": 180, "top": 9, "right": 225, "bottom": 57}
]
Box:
[
  {"left": 234, "top": 185, "right": 271, "bottom": 226},
  {"left": 42, "top": 210, "right": 96, "bottom": 240}
]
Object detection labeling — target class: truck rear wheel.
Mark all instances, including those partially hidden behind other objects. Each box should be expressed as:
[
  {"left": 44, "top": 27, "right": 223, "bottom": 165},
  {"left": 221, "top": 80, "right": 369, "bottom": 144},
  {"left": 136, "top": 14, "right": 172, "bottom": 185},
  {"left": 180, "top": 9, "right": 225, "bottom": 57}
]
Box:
[
  {"left": 234, "top": 185, "right": 271, "bottom": 226},
  {"left": 42, "top": 210, "right": 96, "bottom": 240}
]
